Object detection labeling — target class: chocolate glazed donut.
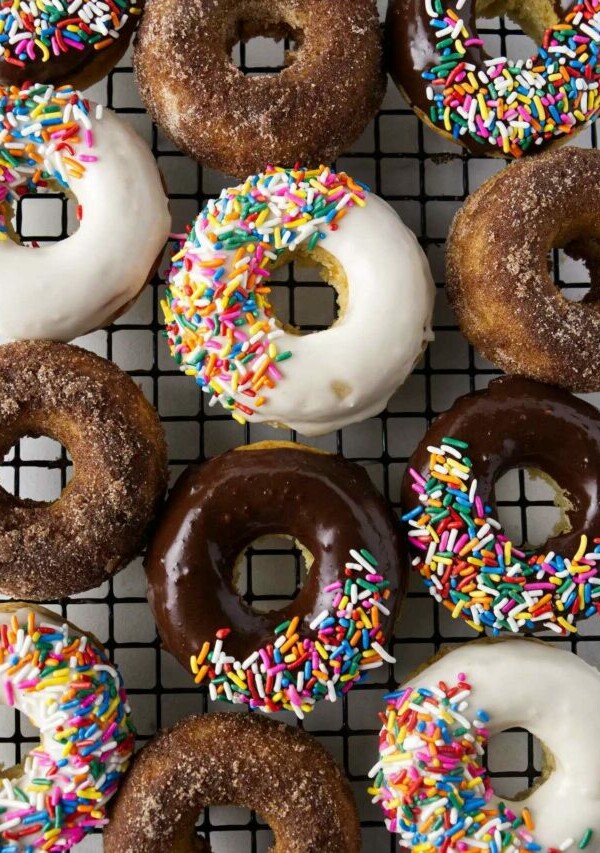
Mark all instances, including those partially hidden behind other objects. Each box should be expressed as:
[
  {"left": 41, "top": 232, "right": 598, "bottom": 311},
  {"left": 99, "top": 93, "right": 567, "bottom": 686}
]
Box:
[
  {"left": 401, "top": 375, "right": 600, "bottom": 635},
  {"left": 146, "top": 442, "right": 407, "bottom": 712}
]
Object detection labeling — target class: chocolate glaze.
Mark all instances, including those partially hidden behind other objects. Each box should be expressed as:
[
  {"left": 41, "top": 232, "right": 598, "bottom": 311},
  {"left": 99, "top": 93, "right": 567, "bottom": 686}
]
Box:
[
  {"left": 146, "top": 443, "right": 408, "bottom": 668},
  {"left": 401, "top": 375, "right": 600, "bottom": 554},
  {"left": 385, "top": 0, "right": 566, "bottom": 156}
]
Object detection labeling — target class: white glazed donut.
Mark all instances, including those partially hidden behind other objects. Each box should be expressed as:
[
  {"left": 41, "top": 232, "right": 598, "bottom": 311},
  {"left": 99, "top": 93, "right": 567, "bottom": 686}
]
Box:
[
  {"left": 0, "top": 83, "right": 171, "bottom": 343},
  {"left": 369, "top": 639, "right": 600, "bottom": 853},
  {"left": 0, "top": 603, "right": 134, "bottom": 851},
  {"left": 164, "top": 165, "right": 435, "bottom": 436}
]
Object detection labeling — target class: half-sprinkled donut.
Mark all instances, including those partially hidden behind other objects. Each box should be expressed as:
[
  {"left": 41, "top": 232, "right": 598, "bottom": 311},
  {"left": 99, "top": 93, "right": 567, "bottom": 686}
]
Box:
[
  {"left": 387, "top": 0, "right": 600, "bottom": 157},
  {"left": 164, "top": 164, "right": 435, "bottom": 435},
  {"left": 401, "top": 375, "right": 600, "bottom": 636},
  {"left": 145, "top": 442, "right": 407, "bottom": 717},
  {"left": 0, "top": 82, "right": 170, "bottom": 343}
]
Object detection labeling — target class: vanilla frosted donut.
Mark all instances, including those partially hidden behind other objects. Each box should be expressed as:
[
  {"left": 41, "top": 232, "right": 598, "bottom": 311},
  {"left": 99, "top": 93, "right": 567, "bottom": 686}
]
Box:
[
  {"left": 164, "top": 165, "right": 435, "bottom": 436},
  {"left": 369, "top": 639, "right": 600, "bottom": 853},
  {"left": 0, "top": 603, "right": 135, "bottom": 851},
  {"left": 0, "top": 83, "right": 171, "bottom": 343}
]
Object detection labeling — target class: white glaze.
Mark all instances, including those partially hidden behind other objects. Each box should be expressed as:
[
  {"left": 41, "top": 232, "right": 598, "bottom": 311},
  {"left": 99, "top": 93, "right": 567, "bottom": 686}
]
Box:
[
  {"left": 397, "top": 640, "right": 600, "bottom": 851},
  {"left": 0, "top": 108, "right": 171, "bottom": 343},
  {"left": 251, "top": 193, "right": 435, "bottom": 435}
]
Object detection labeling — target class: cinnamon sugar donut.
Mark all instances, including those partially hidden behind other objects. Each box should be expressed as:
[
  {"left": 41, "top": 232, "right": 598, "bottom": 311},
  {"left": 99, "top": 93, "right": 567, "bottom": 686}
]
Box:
[
  {"left": 0, "top": 340, "right": 168, "bottom": 599},
  {"left": 105, "top": 712, "right": 361, "bottom": 853},
  {"left": 134, "top": 0, "right": 386, "bottom": 177},
  {"left": 446, "top": 147, "right": 600, "bottom": 391}
]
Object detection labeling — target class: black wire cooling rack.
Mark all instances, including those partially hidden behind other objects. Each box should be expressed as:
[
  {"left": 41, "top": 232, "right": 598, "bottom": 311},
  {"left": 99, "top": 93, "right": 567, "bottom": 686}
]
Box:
[{"left": 2, "top": 5, "right": 600, "bottom": 852}]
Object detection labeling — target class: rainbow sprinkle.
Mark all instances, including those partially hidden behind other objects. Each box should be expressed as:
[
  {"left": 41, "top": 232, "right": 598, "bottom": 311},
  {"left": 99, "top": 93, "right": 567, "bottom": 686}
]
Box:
[
  {"left": 0, "top": 608, "right": 134, "bottom": 851},
  {"left": 403, "top": 438, "right": 600, "bottom": 636},
  {"left": 0, "top": 82, "right": 98, "bottom": 238},
  {"left": 163, "top": 165, "right": 368, "bottom": 424},
  {"left": 421, "top": 0, "right": 600, "bottom": 156},
  {"left": 189, "top": 548, "right": 394, "bottom": 718},
  {"left": 368, "top": 674, "right": 593, "bottom": 852},
  {"left": 0, "top": 0, "right": 141, "bottom": 67}
]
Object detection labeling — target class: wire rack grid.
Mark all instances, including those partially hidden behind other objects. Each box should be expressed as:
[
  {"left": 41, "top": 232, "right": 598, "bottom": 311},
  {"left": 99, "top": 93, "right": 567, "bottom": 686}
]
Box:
[{"left": 2, "top": 3, "right": 600, "bottom": 851}]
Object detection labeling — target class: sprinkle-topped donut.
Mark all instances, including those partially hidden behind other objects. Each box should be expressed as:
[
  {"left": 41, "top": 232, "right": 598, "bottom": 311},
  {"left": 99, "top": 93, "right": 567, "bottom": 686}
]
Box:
[
  {"left": 387, "top": 0, "right": 600, "bottom": 157},
  {"left": 145, "top": 442, "right": 407, "bottom": 718},
  {"left": 0, "top": 603, "right": 134, "bottom": 852},
  {"left": 164, "top": 165, "right": 434, "bottom": 436},
  {"left": 369, "top": 639, "right": 600, "bottom": 852},
  {"left": 0, "top": 82, "right": 170, "bottom": 342},
  {"left": 401, "top": 375, "right": 600, "bottom": 636},
  {"left": 0, "top": 1, "right": 143, "bottom": 89}
]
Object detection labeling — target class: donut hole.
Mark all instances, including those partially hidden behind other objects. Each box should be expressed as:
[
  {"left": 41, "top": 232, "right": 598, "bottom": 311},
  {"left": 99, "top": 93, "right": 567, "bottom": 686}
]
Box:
[
  {"left": 487, "top": 727, "right": 546, "bottom": 799},
  {"left": 7, "top": 189, "right": 80, "bottom": 247},
  {"left": 549, "top": 242, "right": 599, "bottom": 304},
  {"left": 234, "top": 534, "right": 312, "bottom": 613},
  {"left": 1, "top": 435, "right": 72, "bottom": 503},
  {"left": 197, "top": 806, "right": 273, "bottom": 850},
  {"left": 476, "top": 0, "right": 559, "bottom": 45},
  {"left": 269, "top": 246, "right": 344, "bottom": 336},
  {"left": 230, "top": 16, "right": 303, "bottom": 74},
  {"left": 494, "top": 467, "right": 572, "bottom": 549}
]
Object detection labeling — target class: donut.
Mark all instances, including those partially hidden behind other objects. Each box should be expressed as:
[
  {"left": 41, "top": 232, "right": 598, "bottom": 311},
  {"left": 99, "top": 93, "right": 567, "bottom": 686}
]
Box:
[
  {"left": 386, "top": 0, "right": 600, "bottom": 157},
  {"left": 446, "top": 146, "right": 600, "bottom": 392},
  {"left": 145, "top": 441, "right": 407, "bottom": 717},
  {"left": 0, "top": 602, "right": 134, "bottom": 852},
  {"left": 134, "top": 0, "right": 386, "bottom": 177},
  {"left": 0, "top": 82, "right": 171, "bottom": 343},
  {"left": 401, "top": 374, "right": 600, "bottom": 637},
  {"left": 0, "top": 1, "right": 143, "bottom": 90},
  {"left": 0, "top": 340, "right": 168, "bottom": 600},
  {"left": 105, "top": 712, "right": 360, "bottom": 853},
  {"left": 163, "top": 164, "right": 435, "bottom": 435},
  {"left": 369, "top": 638, "right": 600, "bottom": 852}
]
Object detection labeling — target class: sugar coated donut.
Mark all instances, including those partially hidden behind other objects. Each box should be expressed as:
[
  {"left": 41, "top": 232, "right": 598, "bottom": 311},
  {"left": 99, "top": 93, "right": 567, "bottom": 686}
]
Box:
[
  {"left": 0, "top": 603, "right": 134, "bottom": 852},
  {"left": 401, "top": 375, "right": 600, "bottom": 637},
  {"left": 106, "top": 712, "right": 360, "bottom": 852},
  {"left": 369, "top": 639, "right": 600, "bottom": 852},
  {"left": 0, "top": 1, "right": 143, "bottom": 90},
  {"left": 446, "top": 147, "right": 600, "bottom": 391},
  {"left": 386, "top": 0, "right": 600, "bottom": 157},
  {"left": 145, "top": 441, "right": 406, "bottom": 718},
  {"left": 0, "top": 340, "right": 168, "bottom": 600},
  {"left": 0, "top": 82, "right": 171, "bottom": 344},
  {"left": 134, "top": 0, "right": 385, "bottom": 177},
  {"left": 163, "top": 165, "right": 435, "bottom": 435}
]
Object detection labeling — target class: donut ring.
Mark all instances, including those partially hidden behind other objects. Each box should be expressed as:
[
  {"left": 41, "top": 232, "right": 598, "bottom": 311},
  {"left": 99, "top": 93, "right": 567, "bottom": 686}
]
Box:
[
  {"left": 386, "top": 0, "right": 600, "bottom": 157},
  {"left": 105, "top": 713, "right": 361, "bottom": 853},
  {"left": 0, "top": 340, "right": 168, "bottom": 600},
  {"left": 0, "top": 602, "right": 134, "bottom": 852},
  {"left": 401, "top": 375, "right": 600, "bottom": 636},
  {"left": 369, "top": 639, "right": 600, "bottom": 852},
  {"left": 0, "top": 2, "right": 143, "bottom": 90},
  {"left": 146, "top": 441, "right": 407, "bottom": 717},
  {"left": 164, "top": 165, "right": 435, "bottom": 435},
  {"left": 446, "top": 147, "right": 600, "bottom": 391},
  {"left": 0, "top": 82, "right": 171, "bottom": 343},
  {"left": 134, "top": 0, "right": 386, "bottom": 177}
]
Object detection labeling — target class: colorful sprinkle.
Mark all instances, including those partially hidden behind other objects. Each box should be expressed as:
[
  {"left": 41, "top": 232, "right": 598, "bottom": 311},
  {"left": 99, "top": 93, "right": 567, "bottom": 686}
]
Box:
[
  {"left": 189, "top": 548, "right": 394, "bottom": 717},
  {"left": 369, "top": 674, "right": 588, "bottom": 852},
  {"left": 0, "top": 82, "right": 97, "bottom": 238},
  {"left": 163, "top": 165, "right": 368, "bottom": 422},
  {"left": 0, "top": 0, "right": 141, "bottom": 66},
  {"left": 0, "top": 608, "right": 134, "bottom": 851},
  {"left": 402, "top": 439, "right": 600, "bottom": 635},
  {"left": 421, "top": 1, "right": 600, "bottom": 156}
]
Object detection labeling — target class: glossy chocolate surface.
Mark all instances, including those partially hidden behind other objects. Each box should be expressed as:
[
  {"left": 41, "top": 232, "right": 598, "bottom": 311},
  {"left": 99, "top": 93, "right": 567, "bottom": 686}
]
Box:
[
  {"left": 146, "top": 443, "right": 408, "bottom": 667},
  {"left": 402, "top": 375, "right": 600, "bottom": 553}
]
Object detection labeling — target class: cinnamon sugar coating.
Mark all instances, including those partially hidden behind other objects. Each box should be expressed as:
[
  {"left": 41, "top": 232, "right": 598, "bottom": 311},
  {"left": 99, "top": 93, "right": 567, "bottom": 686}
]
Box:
[
  {"left": 105, "top": 712, "right": 361, "bottom": 853},
  {"left": 0, "top": 341, "right": 168, "bottom": 599},
  {"left": 446, "top": 147, "right": 600, "bottom": 392},
  {"left": 134, "top": 0, "right": 386, "bottom": 177}
]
